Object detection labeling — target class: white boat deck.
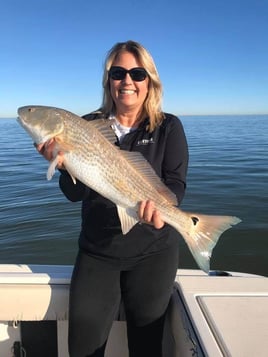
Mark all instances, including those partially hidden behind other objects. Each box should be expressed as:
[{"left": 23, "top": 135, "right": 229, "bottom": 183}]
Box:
[
  {"left": 174, "top": 270, "right": 268, "bottom": 357},
  {"left": 0, "top": 265, "right": 267, "bottom": 356}
]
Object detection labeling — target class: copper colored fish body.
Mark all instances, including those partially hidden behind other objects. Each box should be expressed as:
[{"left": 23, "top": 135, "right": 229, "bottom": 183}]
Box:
[{"left": 17, "top": 105, "right": 241, "bottom": 273}]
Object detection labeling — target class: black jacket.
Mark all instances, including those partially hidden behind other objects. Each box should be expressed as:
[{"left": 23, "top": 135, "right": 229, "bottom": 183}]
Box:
[{"left": 59, "top": 112, "right": 188, "bottom": 258}]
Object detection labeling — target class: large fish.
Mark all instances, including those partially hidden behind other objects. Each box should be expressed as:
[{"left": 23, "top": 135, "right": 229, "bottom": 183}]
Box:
[{"left": 17, "top": 105, "right": 241, "bottom": 273}]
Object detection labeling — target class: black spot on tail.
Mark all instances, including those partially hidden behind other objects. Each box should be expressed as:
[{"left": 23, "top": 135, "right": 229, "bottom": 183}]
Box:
[{"left": 191, "top": 216, "right": 199, "bottom": 226}]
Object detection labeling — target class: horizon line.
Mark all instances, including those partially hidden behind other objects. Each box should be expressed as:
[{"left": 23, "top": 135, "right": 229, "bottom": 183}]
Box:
[{"left": 1, "top": 112, "right": 268, "bottom": 119}]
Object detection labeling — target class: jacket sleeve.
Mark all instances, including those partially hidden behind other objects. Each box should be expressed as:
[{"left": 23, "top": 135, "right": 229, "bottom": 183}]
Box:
[{"left": 162, "top": 116, "right": 188, "bottom": 205}]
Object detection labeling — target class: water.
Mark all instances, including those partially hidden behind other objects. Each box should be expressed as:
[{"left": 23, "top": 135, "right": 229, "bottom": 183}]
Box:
[{"left": 0, "top": 115, "right": 267, "bottom": 276}]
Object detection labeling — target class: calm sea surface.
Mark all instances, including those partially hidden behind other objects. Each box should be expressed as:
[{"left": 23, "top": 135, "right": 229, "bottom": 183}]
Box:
[{"left": 0, "top": 115, "right": 267, "bottom": 276}]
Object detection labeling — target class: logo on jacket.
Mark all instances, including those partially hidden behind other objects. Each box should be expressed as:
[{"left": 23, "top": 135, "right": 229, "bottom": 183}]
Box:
[{"left": 137, "top": 138, "right": 155, "bottom": 146}]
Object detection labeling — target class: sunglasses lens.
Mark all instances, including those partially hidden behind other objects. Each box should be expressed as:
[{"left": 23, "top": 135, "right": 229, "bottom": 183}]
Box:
[
  {"left": 129, "top": 68, "right": 147, "bottom": 81},
  {"left": 109, "top": 67, "right": 147, "bottom": 81},
  {"left": 109, "top": 67, "right": 126, "bottom": 80}
]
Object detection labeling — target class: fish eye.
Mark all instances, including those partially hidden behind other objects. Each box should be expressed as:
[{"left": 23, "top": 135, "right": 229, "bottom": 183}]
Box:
[{"left": 191, "top": 216, "right": 199, "bottom": 226}]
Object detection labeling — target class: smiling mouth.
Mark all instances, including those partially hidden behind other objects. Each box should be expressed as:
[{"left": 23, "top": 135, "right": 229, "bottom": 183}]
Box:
[{"left": 119, "top": 89, "right": 136, "bottom": 95}]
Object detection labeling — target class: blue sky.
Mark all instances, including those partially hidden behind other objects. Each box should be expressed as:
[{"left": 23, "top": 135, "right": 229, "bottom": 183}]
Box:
[{"left": 1, "top": 0, "right": 268, "bottom": 117}]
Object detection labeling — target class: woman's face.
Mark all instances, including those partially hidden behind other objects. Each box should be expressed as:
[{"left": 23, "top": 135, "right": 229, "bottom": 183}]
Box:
[{"left": 109, "top": 51, "right": 149, "bottom": 115}]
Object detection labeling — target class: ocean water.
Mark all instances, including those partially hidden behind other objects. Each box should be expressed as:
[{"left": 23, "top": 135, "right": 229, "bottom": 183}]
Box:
[{"left": 0, "top": 115, "right": 267, "bottom": 276}]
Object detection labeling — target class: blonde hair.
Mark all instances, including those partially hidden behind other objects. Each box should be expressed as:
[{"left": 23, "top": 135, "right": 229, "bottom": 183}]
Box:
[{"left": 101, "top": 40, "right": 165, "bottom": 131}]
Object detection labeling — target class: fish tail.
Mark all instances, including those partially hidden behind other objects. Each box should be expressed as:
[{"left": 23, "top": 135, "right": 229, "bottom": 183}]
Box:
[{"left": 174, "top": 213, "right": 241, "bottom": 273}]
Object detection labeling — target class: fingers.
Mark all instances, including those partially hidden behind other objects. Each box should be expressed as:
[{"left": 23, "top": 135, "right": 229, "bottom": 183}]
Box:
[
  {"left": 34, "top": 139, "right": 54, "bottom": 160},
  {"left": 34, "top": 142, "right": 45, "bottom": 154},
  {"left": 57, "top": 152, "right": 65, "bottom": 169},
  {"left": 152, "top": 209, "right": 165, "bottom": 229},
  {"left": 138, "top": 200, "right": 164, "bottom": 229},
  {"left": 138, "top": 200, "right": 147, "bottom": 221},
  {"left": 33, "top": 139, "right": 65, "bottom": 168}
]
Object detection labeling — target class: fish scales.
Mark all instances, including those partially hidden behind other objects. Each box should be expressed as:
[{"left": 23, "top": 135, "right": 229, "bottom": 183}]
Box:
[
  {"left": 63, "top": 117, "right": 169, "bottom": 208},
  {"left": 17, "top": 105, "right": 241, "bottom": 273}
]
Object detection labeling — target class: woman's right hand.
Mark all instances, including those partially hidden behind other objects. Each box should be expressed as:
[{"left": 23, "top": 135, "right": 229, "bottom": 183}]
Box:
[{"left": 35, "top": 139, "right": 65, "bottom": 169}]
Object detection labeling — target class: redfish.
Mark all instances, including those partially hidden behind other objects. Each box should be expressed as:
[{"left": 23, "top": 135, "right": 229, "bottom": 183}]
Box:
[{"left": 17, "top": 105, "right": 241, "bottom": 273}]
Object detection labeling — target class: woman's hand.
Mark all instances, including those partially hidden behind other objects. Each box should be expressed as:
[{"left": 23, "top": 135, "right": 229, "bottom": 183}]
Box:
[
  {"left": 138, "top": 200, "right": 164, "bottom": 229},
  {"left": 34, "top": 139, "right": 65, "bottom": 169}
]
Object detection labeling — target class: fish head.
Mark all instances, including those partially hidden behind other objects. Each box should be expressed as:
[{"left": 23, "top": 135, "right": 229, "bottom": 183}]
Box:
[{"left": 17, "top": 105, "right": 65, "bottom": 144}]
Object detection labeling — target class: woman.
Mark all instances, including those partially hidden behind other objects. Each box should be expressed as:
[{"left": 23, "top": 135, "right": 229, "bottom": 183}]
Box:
[{"left": 38, "top": 40, "right": 188, "bottom": 357}]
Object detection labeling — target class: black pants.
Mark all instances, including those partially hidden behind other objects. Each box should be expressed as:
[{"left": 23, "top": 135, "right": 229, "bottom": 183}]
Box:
[{"left": 68, "top": 244, "right": 179, "bottom": 357}]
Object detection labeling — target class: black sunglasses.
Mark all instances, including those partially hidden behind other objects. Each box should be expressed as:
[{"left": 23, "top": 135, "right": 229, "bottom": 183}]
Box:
[{"left": 109, "top": 66, "right": 148, "bottom": 82}]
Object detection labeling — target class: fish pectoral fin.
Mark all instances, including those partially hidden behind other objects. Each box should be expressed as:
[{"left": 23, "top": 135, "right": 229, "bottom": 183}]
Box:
[
  {"left": 46, "top": 156, "right": 77, "bottom": 184},
  {"left": 47, "top": 156, "right": 59, "bottom": 180},
  {"left": 117, "top": 205, "right": 139, "bottom": 235}
]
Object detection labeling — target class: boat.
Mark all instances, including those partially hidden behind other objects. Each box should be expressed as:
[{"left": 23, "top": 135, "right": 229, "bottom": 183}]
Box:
[{"left": 0, "top": 264, "right": 267, "bottom": 357}]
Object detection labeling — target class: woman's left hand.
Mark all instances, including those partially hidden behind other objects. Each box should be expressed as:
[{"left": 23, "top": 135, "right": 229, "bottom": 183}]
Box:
[
  {"left": 35, "top": 139, "right": 65, "bottom": 169},
  {"left": 138, "top": 200, "right": 164, "bottom": 229}
]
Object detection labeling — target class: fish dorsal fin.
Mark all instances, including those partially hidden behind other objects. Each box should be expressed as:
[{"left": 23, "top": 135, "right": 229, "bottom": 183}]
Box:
[
  {"left": 117, "top": 205, "right": 139, "bottom": 234},
  {"left": 120, "top": 150, "right": 178, "bottom": 205},
  {"left": 87, "top": 118, "right": 177, "bottom": 205},
  {"left": 88, "top": 119, "right": 117, "bottom": 144}
]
